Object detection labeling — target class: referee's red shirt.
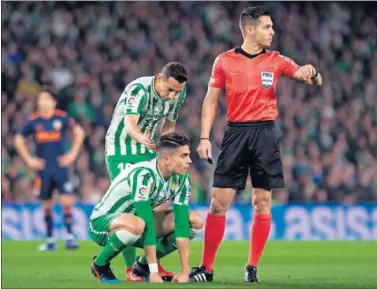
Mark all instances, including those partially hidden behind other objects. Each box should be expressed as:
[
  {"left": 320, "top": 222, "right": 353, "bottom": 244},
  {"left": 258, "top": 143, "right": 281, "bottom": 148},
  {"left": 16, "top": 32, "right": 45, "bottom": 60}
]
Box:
[{"left": 209, "top": 47, "right": 300, "bottom": 122}]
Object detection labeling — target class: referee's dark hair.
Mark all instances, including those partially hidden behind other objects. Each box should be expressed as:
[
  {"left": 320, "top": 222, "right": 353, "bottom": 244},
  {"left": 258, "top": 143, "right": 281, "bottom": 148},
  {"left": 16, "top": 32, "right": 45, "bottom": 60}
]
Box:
[
  {"left": 240, "top": 6, "right": 271, "bottom": 33},
  {"left": 157, "top": 133, "right": 190, "bottom": 156},
  {"left": 161, "top": 62, "right": 188, "bottom": 84}
]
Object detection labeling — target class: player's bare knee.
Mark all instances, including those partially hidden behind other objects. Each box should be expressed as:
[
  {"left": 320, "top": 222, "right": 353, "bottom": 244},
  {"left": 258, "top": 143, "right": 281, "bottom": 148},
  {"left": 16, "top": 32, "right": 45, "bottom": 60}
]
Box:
[
  {"left": 128, "top": 217, "right": 145, "bottom": 235},
  {"left": 189, "top": 211, "right": 204, "bottom": 230}
]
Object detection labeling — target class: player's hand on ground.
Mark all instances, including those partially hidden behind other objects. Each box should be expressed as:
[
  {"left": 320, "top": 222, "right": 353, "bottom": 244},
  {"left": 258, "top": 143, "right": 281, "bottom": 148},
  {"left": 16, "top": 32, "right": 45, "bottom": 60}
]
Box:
[
  {"left": 197, "top": 139, "right": 212, "bottom": 160},
  {"left": 26, "top": 157, "right": 45, "bottom": 170},
  {"left": 138, "top": 127, "right": 156, "bottom": 150},
  {"left": 299, "top": 65, "right": 317, "bottom": 80},
  {"left": 149, "top": 273, "right": 164, "bottom": 283},
  {"left": 172, "top": 272, "right": 189, "bottom": 283},
  {"left": 58, "top": 151, "right": 76, "bottom": 167}
]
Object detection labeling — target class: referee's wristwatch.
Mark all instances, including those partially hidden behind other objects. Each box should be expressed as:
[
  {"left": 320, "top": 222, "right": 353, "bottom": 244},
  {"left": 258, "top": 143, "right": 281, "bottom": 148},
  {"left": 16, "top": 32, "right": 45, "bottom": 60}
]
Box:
[{"left": 311, "top": 67, "right": 319, "bottom": 80}]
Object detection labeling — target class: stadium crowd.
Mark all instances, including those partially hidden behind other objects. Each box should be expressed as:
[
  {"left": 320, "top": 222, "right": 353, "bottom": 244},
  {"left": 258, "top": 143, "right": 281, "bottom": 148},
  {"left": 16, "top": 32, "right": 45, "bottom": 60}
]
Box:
[{"left": 2, "top": 2, "right": 377, "bottom": 204}]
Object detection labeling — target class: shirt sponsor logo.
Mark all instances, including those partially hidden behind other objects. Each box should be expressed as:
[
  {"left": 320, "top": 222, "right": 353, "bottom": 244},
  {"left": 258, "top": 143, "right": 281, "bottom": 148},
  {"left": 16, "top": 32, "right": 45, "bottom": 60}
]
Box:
[
  {"left": 35, "top": 131, "right": 61, "bottom": 142},
  {"left": 261, "top": 72, "right": 274, "bottom": 89}
]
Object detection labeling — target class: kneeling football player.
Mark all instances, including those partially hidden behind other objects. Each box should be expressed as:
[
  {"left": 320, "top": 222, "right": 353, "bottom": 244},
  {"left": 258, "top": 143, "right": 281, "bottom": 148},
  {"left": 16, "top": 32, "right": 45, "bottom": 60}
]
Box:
[{"left": 88, "top": 133, "right": 203, "bottom": 284}]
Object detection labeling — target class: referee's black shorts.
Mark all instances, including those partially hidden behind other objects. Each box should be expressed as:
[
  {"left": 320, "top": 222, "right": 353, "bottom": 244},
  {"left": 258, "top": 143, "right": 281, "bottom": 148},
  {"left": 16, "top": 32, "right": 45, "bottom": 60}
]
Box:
[{"left": 213, "top": 120, "right": 284, "bottom": 190}]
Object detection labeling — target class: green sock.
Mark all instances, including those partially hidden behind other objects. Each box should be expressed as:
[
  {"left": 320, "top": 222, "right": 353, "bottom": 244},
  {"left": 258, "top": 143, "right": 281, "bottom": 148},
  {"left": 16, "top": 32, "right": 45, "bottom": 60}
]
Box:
[
  {"left": 139, "top": 229, "right": 200, "bottom": 265},
  {"left": 95, "top": 233, "right": 127, "bottom": 266},
  {"left": 139, "top": 233, "right": 177, "bottom": 265},
  {"left": 122, "top": 246, "right": 137, "bottom": 268}
]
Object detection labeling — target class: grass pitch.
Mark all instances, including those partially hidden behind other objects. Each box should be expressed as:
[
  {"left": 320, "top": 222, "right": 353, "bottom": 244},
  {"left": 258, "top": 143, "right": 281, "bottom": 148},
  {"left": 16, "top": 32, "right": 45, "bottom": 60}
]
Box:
[{"left": 2, "top": 241, "right": 377, "bottom": 289}]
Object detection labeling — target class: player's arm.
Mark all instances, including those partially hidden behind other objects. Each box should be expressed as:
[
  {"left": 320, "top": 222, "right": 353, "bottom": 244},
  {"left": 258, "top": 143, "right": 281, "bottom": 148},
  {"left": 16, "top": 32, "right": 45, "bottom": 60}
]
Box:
[
  {"left": 132, "top": 169, "right": 161, "bottom": 279},
  {"left": 68, "top": 124, "right": 85, "bottom": 156},
  {"left": 197, "top": 55, "right": 224, "bottom": 161},
  {"left": 162, "top": 87, "right": 186, "bottom": 136},
  {"left": 172, "top": 175, "right": 191, "bottom": 282},
  {"left": 14, "top": 120, "right": 45, "bottom": 170},
  {"left": 59, "top": 117, "right": 85, "bottom": 167},
  {"left": 160, "top": 119, "right": 176, "bottom": 136},
  {"left": 123, "top": 86, "right": 156, "bottom": 150}
]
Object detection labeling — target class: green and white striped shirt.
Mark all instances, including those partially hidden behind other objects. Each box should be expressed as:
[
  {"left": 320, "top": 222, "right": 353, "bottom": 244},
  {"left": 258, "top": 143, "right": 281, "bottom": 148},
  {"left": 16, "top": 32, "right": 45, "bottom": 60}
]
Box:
[
  {"left": 91, "top": 158, "right": 191, "bottom": 219},
  {"left": 105, "top": 76, "right": 186, "bottom": 161}
]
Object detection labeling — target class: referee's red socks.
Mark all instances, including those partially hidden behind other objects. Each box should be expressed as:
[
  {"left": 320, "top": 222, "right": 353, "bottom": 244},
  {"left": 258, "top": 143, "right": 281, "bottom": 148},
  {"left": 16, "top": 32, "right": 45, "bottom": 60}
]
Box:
[
  {"left": 248, "top": 213, "right": 272, "bottom": 267},
  {"left": 201, "top": 212, "right": 226, "bottom": 272}
]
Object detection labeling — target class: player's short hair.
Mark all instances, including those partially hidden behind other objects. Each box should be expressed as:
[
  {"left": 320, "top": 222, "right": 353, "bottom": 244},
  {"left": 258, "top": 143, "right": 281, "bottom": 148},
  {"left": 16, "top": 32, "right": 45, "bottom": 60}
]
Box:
[
  {"left": 161, "top": 62, "right": 188, "bottom": 84},
  {"left": 157, "top": 133, "right": 190, "bottom": 155},
  {"left": 39, "top": 86, "right": 57, "bottom": 101},
  {"left": 239, "top": 6, "right": 271, "bottom": 32}
]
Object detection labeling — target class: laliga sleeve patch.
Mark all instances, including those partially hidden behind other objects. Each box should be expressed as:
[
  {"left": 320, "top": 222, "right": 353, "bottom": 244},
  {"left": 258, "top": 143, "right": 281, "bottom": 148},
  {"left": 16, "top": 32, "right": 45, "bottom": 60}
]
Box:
[
  {"left": 138, "top": 186, "right": 148, "bottom": 200},
  {"left": 126, "top": 96, "right": 137, "bottom": 108}
]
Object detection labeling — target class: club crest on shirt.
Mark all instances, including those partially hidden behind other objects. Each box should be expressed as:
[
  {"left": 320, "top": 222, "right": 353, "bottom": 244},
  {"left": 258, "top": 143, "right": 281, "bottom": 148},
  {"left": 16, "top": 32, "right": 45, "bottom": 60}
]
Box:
[
  {"left": 261, "top": 72, "right": 274, "bottom": 89},
  {"left": 53, "top": 120, "right": 62, "bottom": 131}
]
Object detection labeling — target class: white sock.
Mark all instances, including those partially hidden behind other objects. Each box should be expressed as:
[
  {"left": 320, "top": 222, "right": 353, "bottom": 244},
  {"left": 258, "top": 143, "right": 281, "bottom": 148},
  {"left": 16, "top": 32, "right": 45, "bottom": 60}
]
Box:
[
  {"left": 115, "top": 230, "right": 141, "bottom": 245},
  {"left": 190, "top": 228, "right": 202, "bottom": 240}
]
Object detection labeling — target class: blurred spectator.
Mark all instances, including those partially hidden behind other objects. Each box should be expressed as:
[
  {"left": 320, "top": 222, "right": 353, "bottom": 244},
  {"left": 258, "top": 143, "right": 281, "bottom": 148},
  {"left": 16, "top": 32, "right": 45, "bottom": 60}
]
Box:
[{"left": 1, "top": 2, "right": 376, "bottom": 203}]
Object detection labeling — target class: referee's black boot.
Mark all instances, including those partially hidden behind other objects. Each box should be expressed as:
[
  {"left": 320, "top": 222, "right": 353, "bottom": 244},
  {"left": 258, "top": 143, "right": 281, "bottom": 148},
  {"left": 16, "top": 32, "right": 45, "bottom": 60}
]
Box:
[
  {"left": 244, "top": 265, "right": 260, "bottom": 283},
  {"left": 189, "top": 265, "right": 213, "bottom": 282}
]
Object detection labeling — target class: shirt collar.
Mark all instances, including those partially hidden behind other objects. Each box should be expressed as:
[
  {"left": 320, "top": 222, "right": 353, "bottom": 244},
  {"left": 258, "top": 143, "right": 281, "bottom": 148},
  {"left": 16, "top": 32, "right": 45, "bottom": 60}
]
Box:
[
  {"left": 151, "top": 76, "right": 161, "bottom": 100},
  {"left": 234, "top": 46, "right": 266, "bottom": 59}
]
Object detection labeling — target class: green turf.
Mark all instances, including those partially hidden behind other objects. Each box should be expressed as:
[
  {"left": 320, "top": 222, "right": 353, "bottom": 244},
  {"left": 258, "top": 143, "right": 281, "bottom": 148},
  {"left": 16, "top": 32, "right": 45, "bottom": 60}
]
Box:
[{"left": 2, "top": 241, "right": 377, "bottom": 289}]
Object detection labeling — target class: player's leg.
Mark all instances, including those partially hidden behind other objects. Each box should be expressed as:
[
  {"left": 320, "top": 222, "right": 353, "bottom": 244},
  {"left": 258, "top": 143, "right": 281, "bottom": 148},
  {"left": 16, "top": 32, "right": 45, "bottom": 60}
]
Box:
[
  {"left": 105, "top": 157, "right": 143, "bottom": 281},
  {"left": 132, "top": 209, "right": 203, "bottom": 280},
  {"left": 37, "top": 173, "right": 56, "bottom": 251},
  {"left": 89, "top": 213, "right": 144, "bottom": 284},
  {"left": 55, "top": 168, "right": 79, "bottom": 249},
  {"left": 190, "top": 125, "right": 249, "bottom": 282},
  {"left": 245, "top": 122, "right": 284, "bottom": 283},
  {"left": 152, "top": 201, "right": 174, "bottom": 277}
]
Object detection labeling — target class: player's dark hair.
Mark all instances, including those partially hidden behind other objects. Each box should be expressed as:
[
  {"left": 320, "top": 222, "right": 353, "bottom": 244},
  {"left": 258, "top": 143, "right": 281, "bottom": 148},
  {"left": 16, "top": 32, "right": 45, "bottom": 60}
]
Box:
[
  {"left": 240, "top": 6, "right": 271, "bottom": 31},
  {"left": 161, "top": 62, "right": 188, "bottom": 84},
  {"left": 39, "top": 86, "right": 57, "bottom": 101},
  {"left": 157, "top": 133, "right": 190, "bottom": 153}
]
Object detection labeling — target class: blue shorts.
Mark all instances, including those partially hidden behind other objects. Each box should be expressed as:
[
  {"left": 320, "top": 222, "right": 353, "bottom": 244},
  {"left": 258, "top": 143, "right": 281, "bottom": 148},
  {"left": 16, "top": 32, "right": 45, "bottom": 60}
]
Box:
[{"left": 36, "top": 167, "right": 74, "bottom": 200}]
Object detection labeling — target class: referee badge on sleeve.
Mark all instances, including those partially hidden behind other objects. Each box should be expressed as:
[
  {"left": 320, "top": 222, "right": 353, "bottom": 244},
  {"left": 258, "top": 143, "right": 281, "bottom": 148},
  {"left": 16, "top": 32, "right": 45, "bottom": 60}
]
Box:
[{"left": 261, "top": 72, "right": 274, "bottom": 88}]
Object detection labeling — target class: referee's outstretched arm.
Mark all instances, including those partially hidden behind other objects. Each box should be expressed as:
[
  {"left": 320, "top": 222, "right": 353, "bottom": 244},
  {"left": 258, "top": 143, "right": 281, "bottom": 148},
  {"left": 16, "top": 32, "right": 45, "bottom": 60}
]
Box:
[{"left": 292, "top": 65, "right": 323, "bottom": 87}]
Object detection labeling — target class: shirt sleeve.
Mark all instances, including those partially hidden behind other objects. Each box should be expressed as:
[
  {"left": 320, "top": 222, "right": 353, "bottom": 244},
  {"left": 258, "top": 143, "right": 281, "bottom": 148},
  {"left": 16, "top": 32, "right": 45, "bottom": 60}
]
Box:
[
  {"left": 278, "top": 54, "right": 300, "bottom": 78},
  {"left": 132, "top": 168, "right": 157, "bottom": 246},
  {"left": 166, "top": 87, "right": 186, "bottom": 122},
  {"left": 20, "top": 120, "right": 34, "bottom": 137},
  {"left": 131, "top": 168, "right": 155, "bottom": 202},
  {"left": 124, "top": 84, "right": 148, "bottom": 115},
  {"left": 173, "top": 174, "right": 191, "bottom": 206},
  {"left": 208, "top": 55, "right": 225, "bottom": 89},
  {"left": 62, "top": 115, "right": 76, "bottom": 131},
  {"left": 172, "top": 174, "right": 191, "bottom": 238}
]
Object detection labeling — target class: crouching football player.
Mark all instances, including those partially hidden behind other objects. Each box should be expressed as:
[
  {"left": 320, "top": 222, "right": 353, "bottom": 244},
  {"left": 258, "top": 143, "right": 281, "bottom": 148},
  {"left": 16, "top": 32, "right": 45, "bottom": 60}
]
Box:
[{"left": 88, "top": 133, "right": 203, "bottom": 284}]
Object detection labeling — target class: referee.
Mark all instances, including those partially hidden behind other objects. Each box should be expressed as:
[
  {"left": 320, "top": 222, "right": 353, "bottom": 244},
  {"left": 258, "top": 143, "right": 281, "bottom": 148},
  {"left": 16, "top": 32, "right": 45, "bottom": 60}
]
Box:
[{"left": 189, "top": 6, "right": 322, "bottom": 283}]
